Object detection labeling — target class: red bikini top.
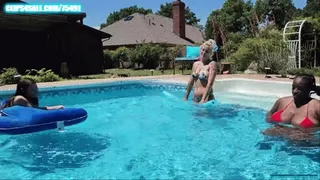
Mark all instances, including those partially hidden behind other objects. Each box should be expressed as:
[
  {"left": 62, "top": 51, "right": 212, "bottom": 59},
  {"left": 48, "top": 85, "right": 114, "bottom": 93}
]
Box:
[{"left": 271, "top": 100, "right": 314, "bottom": 128}]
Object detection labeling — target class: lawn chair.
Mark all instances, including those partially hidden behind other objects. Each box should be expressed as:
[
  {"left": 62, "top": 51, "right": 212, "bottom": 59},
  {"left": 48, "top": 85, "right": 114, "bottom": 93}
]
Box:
[
  {"left": 220, "top": 62, "right": 233, "bottom": 74},
  {"left": 173, "top": 40, "right": 219, "bottom": 75},
  {"left": 264, "top": 67, "right": 271, "bottom": 78},
  {"left": 173, "top": 46, "right": 200, "bottom": 74}
]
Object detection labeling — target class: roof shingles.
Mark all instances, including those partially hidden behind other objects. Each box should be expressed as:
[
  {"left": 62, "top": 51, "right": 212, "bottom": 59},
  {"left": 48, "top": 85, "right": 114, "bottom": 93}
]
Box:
[{"left": 101, "top": 13, "right": 205, "bottom": 47}]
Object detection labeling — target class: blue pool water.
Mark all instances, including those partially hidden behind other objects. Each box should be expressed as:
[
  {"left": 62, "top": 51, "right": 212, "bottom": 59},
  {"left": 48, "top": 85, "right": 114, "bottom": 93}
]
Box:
[{"left": 0, "top": 81, "right": 319, "bottom": 179}]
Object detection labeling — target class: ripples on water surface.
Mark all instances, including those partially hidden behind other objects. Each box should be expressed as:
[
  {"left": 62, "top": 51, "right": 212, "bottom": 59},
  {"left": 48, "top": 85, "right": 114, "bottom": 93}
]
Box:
[{"left": 0, "top": 82, "right": 318, "bottom": 179}]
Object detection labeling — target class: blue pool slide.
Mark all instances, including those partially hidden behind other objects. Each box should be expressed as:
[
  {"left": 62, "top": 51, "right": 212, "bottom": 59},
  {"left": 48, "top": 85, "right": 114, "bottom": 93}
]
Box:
[{"left": 0, "top": 106, "right": 88, "bottom": 135}]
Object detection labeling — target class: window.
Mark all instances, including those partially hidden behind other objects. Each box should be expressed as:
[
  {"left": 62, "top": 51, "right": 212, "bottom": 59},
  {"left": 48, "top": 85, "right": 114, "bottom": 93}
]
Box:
[{"left": 124, "top": 16, "right": 134, "bottom": 21}]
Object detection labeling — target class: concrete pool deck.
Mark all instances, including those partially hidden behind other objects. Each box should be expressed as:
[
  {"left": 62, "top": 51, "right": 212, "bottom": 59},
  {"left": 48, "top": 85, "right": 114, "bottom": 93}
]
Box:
[{"left": 0, "top": 74, "right": 319, "bottom": 91}]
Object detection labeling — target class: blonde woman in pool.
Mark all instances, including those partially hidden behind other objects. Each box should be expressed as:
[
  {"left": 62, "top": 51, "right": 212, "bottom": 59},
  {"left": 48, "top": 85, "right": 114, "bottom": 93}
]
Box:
[{"left": 184, "top": 39, "right": 219, "bottom": 104}]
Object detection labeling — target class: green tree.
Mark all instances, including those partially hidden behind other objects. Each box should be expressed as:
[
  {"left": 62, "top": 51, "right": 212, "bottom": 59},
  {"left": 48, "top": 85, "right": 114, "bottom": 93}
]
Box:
[
  {"left": 205, "top": 0, "right": 254, "bottom": 40},
  {"left": 243, "top": 0, "right": 259, "bottom": 36},
  {"left": 218, "top": 0, "right": 250, "bottom": 33},
  {"left": 303, "top": 0, "right": 320, "bottom": 17},
  {"left": 205, "top": 10, "right": 224, "bottom": 42},
  {"left": 156, "top": 2, "right": 200, "bottom": 26},
  {"left": 100, "top": 5, "right": 152, "bottom": 29},
  {"left": 204, "top": 0, "right": 254, "bottom": 58},
  {"left": 293, "top": 8, "right": 304, "bottom": 18},
  {"left": 255, "top": 0, "right": 296, "bottom": 28}
]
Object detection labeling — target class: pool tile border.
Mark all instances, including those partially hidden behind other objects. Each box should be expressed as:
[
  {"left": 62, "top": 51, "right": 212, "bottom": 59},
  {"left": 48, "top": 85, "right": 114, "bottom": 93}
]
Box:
[{"left": 0, "top": 80, "right": 187, "bottom": 99}]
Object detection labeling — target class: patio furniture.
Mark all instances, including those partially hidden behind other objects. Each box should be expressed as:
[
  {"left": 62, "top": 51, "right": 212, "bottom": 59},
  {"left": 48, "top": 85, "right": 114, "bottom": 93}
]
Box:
[
  {"left": 265, "top": 67, "right": 271, "bottom": 78},
  {"left": 220, "top": 62, "right": 233, "bottom": 74},
  {"left": 173, "top": 46, "right": 200, "bottom": 75},
  {"left": 173, "top": 43, "right": 219, "bottom": 75}
]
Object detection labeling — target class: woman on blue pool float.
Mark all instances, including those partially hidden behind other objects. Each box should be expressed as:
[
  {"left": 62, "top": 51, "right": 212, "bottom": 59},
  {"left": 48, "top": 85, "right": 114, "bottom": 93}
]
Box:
[
  {"left": 264, "top": 74, "right": 320, "bottom": 134},
  {"left": 184, "top": 39, "right": 219, "bottom": 104},
  {"left": 1, "top": 78, "right": 64, "bottom": 110}
]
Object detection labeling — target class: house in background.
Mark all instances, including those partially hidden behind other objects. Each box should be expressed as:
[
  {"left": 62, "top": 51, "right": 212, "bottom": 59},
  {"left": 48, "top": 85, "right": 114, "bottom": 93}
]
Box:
[
  {"left": 100, "top": 0, "right": 205, "bottom": 50},
  {"left": 0, "top": 0, "right": 112, "bottom": 76}
]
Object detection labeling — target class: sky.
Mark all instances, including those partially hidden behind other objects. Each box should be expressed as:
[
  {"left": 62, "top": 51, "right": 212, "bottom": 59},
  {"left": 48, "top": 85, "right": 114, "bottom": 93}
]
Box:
[{"left": 26, "top": 0, "right": 307, "bottom": 29}]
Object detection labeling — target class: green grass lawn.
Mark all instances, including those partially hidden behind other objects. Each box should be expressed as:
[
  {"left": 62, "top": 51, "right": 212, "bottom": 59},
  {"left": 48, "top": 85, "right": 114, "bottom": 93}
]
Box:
[{"left": 75, "top": 68, "right": 193, "bottom": 79}]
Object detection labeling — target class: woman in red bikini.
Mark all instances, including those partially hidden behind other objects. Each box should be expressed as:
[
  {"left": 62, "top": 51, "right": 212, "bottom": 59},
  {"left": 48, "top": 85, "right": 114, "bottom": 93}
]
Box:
[{"left": 265, "top": 74, "right": 320, "bottom": 134}]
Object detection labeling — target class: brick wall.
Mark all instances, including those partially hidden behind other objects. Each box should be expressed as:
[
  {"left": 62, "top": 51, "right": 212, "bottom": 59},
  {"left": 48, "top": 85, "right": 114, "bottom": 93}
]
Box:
[{"left": 172, "top": 0, "right": 185, "bottom": 39}]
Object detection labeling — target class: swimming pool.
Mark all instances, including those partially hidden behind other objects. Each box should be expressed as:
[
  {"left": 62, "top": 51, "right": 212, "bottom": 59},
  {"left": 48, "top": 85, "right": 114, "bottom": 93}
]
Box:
[{"left": 0, "top": 80, "right": 319, "bottom": 179}]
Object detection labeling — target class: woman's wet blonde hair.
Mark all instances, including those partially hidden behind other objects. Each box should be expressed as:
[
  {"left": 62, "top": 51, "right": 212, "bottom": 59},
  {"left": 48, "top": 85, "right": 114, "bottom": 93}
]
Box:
[{"left": 200, "top": 39, "right": 217, "bottom": 60}]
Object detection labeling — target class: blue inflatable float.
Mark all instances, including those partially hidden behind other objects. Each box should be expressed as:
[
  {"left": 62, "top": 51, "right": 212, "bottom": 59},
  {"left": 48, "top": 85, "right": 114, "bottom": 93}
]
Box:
[{"left": 0, "top": 106, "right": 88, "bottom": 135}]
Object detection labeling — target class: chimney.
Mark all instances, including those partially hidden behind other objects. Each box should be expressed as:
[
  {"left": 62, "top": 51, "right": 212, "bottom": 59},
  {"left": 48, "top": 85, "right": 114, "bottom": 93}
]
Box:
[{"left": 172, "top": 0, "right": 185, "bottom": 39}]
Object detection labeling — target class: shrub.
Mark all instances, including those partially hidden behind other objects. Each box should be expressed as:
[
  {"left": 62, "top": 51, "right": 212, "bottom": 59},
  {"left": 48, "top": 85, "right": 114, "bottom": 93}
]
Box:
[
  {"left": 21, "top": 75, "right": 41, "bottom": 82},
  {"left": 0, "top": 68, "right": 62, "bottom": 84},
  {"left": 222, "top": 32, "right": 247, "bottom": 57},
  {"left": 23, "top": 68, "right": 62, "bottom": 82},
  {"left": 226, "top": 27, "right": 289, "bottom": 73},
  {"left": 0, "top": 67, "right": 20, "bottom": 84},
  {"left": 278, "top": 70, "right": 288, "bottom": 78},
  {"left": 315, "top": 68, "right": 320, "bottom": 78},
  {"left": 112, "top": 47, "right": 132, "bottom": 68},
  {"left": 256, "top": 44, "right": 289, "bottom": 73},
  {"left": 103, "top": 50, "right": 115, "bottom": 69},
  {"left": 155, "top": 45, "right": 186, "bottom": 69},
  {"left": 131, "top": 43, "right": 162, "bottom": 69},
  {"left": 286, "top": 67, "right": 320, "bottom": 76},
  {"left": 158, "top": 46, "right": 170, "bottom": 69},
  {"left": 258, "top": 26, "right": 283, "bottom": 39},
  {"left": 225, "top": 38, "right": 258, "bottom": 72},
  {"left": 164, "top": 45, "right": 185, "bottom": 69},
  {"left": 38, "top": 69, "right": 62, "bottom": 82},
  {"left": 171, "top": 45, "right": 185, "bottom": 58}
]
